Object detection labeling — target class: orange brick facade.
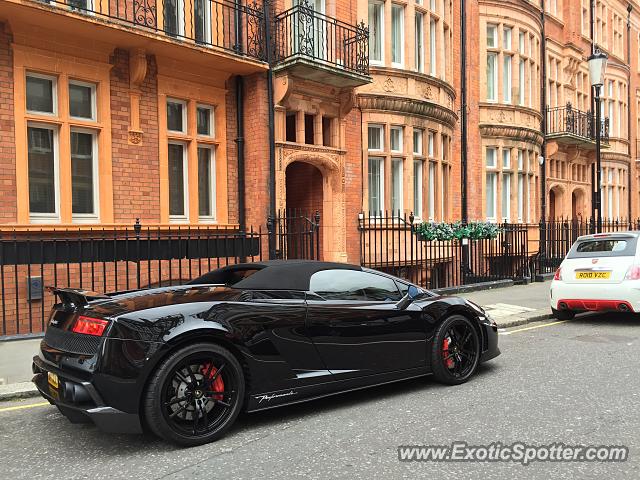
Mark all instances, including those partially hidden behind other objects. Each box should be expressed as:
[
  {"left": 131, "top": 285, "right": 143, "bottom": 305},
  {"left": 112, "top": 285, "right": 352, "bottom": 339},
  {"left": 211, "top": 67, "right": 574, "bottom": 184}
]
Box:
[{"left": 2, "top": 0, "right": 640, "bottom": 335}]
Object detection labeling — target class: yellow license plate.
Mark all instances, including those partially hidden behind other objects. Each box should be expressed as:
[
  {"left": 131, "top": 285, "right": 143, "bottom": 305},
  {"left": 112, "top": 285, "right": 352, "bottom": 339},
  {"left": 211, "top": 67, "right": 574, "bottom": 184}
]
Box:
[
  {"left": 47, "top": 372, "right": 59, "bottom": 389},
  {"left": 575, "top": 271, "right": 611, "bottom": 280}
]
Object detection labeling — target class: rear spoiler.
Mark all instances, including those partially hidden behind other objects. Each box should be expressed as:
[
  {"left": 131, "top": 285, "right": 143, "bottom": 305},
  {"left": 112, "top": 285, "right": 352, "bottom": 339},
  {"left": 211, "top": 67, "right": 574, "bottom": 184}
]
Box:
[{"left": 46, "top": 287, "right": 110, "bottom": 307}]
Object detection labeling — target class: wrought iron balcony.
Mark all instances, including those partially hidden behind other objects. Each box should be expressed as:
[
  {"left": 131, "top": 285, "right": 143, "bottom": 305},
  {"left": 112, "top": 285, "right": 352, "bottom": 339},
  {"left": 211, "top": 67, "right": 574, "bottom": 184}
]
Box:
[
  {"left": 28, "top": 0, "right": 266, "bottom": 61},
  {"left": 273, "top": 0, "right": 370, "bottom": 87},
  {"left": 546, "top": 103, "right": 609, "bottom": 147}
]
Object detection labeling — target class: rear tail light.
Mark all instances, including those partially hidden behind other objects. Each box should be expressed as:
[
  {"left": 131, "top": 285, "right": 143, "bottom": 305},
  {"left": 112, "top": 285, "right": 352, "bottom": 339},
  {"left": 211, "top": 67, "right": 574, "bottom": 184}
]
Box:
[
  {"left": 71, "top": 316, "right": 109, "bottom": 336},
  {"left": 553, "top": 267, "right": 563, "bottom": 281},
  {"left": 625, "top": 265, "right": 640, "bottom": 281}
]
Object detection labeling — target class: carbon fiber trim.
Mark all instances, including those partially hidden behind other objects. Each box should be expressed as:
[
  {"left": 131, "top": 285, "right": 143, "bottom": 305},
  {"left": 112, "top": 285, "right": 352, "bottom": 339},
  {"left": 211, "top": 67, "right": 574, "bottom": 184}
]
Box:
[{"left": 44, "top": 327, "right": 102, "bottom": 355}]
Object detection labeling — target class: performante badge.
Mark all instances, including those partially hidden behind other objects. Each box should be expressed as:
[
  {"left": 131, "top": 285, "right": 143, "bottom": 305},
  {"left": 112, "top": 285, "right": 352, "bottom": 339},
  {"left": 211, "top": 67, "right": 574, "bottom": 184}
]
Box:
[{"left": 255, "top": 390, "right": 297, "bottom": 404}]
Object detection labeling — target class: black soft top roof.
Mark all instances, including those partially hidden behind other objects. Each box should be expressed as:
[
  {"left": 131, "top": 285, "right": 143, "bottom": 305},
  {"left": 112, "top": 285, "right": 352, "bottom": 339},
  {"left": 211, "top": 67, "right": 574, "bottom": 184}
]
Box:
[{"left": 187, "top": 260, "right": 362, "bottom": 291}]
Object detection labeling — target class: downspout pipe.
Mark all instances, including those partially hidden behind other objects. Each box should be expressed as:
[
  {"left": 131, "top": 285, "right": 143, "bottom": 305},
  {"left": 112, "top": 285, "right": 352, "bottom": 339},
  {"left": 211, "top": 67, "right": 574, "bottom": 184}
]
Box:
[
  {"left": 627, "top": 4, "right": 632, "bottom": 220},
  {"left": 264, "top": 2, "right": 277, "bottom": 259},
  {"left": 540, "top": 1, "right": 547, "bottom": 227},
  {"left": 460, "top": 0, "right": 468, "bottom": 224},
  {"left": 590, "top": 0, "right": 596, "bottom": 230},
  {"left": 236, "top": 75, "right": 246, "bottom": 236}
]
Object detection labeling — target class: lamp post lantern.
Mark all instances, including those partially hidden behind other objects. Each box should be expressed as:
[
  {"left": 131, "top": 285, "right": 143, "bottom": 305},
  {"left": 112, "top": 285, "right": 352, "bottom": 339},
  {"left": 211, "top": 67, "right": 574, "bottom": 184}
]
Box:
[{"left": 588, "top": 48, "right": 608, "bottom": 233}]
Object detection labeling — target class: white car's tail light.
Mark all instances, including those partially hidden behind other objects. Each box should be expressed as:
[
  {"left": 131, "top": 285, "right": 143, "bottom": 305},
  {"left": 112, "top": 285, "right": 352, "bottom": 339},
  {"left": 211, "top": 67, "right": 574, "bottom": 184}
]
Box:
[
  {"left": 553, "top": 267, "right": 563, "bottom": 281},
  {"left": 625, "top": 265, "right": 640, "bottom": 281}
]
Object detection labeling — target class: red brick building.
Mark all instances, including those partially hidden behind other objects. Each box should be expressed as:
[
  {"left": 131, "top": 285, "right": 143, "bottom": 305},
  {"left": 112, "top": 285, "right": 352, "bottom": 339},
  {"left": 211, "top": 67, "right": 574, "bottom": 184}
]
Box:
[{"left": 1, "top": 0, "right": 640, "bottom": 336}]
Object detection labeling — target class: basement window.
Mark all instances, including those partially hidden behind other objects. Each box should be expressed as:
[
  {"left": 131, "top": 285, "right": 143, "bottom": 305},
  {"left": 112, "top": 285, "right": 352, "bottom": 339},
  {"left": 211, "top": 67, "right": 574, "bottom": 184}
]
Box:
[
  {"left": 304, "top": 114, "right": 315, "bottom": 145},
  {"left": 285, "top": 111, "right": 296, "bottom": 142}
]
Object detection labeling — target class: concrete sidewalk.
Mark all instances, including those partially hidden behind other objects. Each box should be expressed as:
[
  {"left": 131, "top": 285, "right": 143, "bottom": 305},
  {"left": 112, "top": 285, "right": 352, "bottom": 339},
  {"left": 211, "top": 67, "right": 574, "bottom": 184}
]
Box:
[
  {"left": 459, "top": 280, "right": 551, "bottom": 329},
  {"left": 0, "top": 280, "right": 552, "bottom": 399}
]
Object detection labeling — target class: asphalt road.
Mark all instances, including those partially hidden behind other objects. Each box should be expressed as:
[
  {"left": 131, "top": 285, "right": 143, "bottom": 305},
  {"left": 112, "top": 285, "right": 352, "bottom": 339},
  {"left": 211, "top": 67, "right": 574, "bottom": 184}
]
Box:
[{"left": 2, "top": 313, "right": 640, "bottom": 480}]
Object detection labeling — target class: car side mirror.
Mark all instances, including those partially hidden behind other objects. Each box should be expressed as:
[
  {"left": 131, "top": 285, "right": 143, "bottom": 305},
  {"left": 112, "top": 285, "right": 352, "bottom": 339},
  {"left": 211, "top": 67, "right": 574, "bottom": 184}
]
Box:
[{"left": 396, "top": 285, "right": 420, "bottom": 310}]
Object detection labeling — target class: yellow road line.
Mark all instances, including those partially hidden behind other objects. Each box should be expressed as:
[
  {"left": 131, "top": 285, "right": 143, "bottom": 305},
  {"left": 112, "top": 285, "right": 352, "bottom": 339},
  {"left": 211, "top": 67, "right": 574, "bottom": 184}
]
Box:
[
  {"left": 0, "top": 401, "right": 49, "bottom": 413},
  {"left": 499, "top": 319, "right": 571, "bottom": 335}
]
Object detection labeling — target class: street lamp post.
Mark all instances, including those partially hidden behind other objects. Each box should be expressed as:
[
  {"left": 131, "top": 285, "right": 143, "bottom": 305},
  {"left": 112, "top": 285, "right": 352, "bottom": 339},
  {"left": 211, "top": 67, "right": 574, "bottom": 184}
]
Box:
[{"left": 588, "top": 48, "right": 608, "bottom": 234}]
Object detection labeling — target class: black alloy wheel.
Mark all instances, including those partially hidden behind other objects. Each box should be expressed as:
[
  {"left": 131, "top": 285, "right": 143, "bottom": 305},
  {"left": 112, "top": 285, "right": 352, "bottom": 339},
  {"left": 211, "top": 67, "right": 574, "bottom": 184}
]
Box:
[
  {"left": 431, "top": 315, "right": 481, "bottom": 385},
  {"left": 143, "top": 343, "right": 245, "bottom": 446}
]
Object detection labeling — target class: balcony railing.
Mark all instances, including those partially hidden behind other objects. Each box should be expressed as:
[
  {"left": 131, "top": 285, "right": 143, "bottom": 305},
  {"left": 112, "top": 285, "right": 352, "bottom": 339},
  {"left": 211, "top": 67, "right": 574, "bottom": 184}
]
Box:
[
  {"left": 31, "top": 0, "right": 266, "bottom": 61},
  {"left": 546, "top": 103, "right": 609, "bottom": 145},
  {"left": 274, "top": 0, "right": 369, "bottom": 77}
]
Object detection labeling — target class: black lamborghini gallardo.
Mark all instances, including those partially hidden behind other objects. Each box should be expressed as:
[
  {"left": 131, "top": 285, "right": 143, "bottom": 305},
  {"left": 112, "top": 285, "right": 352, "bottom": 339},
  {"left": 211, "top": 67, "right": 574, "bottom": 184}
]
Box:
[{"left": 32, "top": 260, "right": 500, "bottom": 446}]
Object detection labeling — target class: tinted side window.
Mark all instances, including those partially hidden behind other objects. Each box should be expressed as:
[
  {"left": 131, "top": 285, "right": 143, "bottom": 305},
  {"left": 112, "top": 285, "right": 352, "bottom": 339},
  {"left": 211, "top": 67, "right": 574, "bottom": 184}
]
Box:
[{"left": 310, "top": 270, "right": 402, "bottom": 301}]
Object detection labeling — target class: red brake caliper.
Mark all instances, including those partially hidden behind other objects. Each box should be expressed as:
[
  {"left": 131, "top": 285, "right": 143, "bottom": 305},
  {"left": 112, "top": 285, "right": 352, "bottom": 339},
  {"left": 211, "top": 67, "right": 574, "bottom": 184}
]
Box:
[
  {"left": 201, "top": 363, "right": 225, "bottom": 400},
  {"left": 442, "top": 338, "right": 454, "bottom": 369}
]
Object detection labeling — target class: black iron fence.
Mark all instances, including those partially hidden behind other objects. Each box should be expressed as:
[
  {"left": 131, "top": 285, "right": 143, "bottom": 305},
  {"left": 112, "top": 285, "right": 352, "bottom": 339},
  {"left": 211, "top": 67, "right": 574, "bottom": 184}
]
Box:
[
  {"left": 0, "top": 211, "right": 319, "bottom": 336},
  {"left": 535, "top": 218, "right": 640, "bottom": 275},
  {"left": 270, "top": 209, "right": 321, "bottom": 260},
  {"left": 546, "top": 103, "right": 610, "bottom": 144},
  {"left": 274, "top": 0, "right": 369, "bottom": 75},
  {"left": 34, "top": 0, "right": 266, "bottom": 60},
  {"left": 358, "top": 212, "right": 530, "bottom": 290}
]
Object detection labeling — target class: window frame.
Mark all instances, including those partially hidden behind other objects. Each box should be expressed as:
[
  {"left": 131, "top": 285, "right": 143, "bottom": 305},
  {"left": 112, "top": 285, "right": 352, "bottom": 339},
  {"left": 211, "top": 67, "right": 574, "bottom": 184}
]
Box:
[
  {"left": 367, "top": 124, "right": 384, "bottom": 151},
  {"left": 368, "top": 156, "right": 385, "bottom": 214},
  {"left": 486, "top": 52, "right": 498, "bottom": 102},
  {"left": 391, "top": 3, "right": 405, "bottom": 68},
  {"left": 429, "top": 17, "right": 437, "bottom": 76},
  {"left": 415, "top": 11, "right": 424, "bottom": 73},
  {"left": 503, "top": 54, "right": 512, "bottom": 104},
  {"left": 168, "top": 141, "right": 190, "bottom": 223},
  {"left": 197, "top": 144, "right": 217, "bottom": 222},
  {"left": 413, "top": 128, "right": 423, "bottom": 155},
  {"left": 196, "top": 104, "right": 215, "bottom": 137},
  {"left": 501, "top": 172, "right": 511, "bottom": 222},
  {"left": 486, "top": 146, "right": 497, "bottom": 168},
  {"left": 166, "top": 98, "right": 188, "bottom": 134},
  {"left": 486, "top": 172, "right": 497, "bottom": 222},
  {"left": 68, "top": 79, "right": 97, "bottom": 121},
  {"left": 368, "top": 0, "right": 385, "bottom": 65},
  {"left": 413, "top": 159, "right": 423, "bottom": 219},
  {"left": 390, "top": 126, "right": 403, "bottom": 153},
  {"left": 486, "top": 23, "right": 498, "bottom": 48},
  {"left": 69, "top": 127, "right": 100, "bottom": 222},
  {"left": 27, "top": 122, "right": 61, "bottom": 223},
  {"left": 25, "top": 72, "right": 58, "bottom": 116},
  {"left": 391, "top": 157, "right": 403, "bottom": 214}
]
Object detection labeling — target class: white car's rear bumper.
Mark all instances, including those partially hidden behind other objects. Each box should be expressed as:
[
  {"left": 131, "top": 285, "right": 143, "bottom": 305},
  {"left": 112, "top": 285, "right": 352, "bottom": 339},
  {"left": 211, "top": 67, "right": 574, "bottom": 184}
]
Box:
[{"left": 550, "top": 280, "right": 640, "bottom": 312}]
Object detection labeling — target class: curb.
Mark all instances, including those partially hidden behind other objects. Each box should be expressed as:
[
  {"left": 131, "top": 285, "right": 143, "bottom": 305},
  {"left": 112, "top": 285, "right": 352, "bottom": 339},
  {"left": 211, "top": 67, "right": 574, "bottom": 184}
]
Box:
[
  {"left": 434, "top": 279, "right": 515, "bottom": 296},
  {"left": 0, "top": 382, "right": 40, "bottom": 402},
  {"left": 496, "top": 311, "right": 553, "bottom": 329}
]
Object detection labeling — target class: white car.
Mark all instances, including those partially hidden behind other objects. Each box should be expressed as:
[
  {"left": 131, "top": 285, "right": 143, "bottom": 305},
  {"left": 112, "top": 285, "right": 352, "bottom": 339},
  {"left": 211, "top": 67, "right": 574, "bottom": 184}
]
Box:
[{"left": 550, "top": 232, "right": 640, "bottom": 320}]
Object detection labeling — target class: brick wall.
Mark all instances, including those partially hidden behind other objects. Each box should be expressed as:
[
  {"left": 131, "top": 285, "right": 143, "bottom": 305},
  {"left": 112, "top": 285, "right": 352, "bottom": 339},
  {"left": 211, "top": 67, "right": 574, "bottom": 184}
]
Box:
[
  {"left": 344, "top": 107, "right": 362, "bottom": 264},
  {"left": 109, "top": 49, "right": 160, "bottom": 224},
  {"left": 226, "top": 77, "right": 239, "bottom": 225},
  {"left": 0, "top": 24, "right": 16, "bottom": 224},
  {"left": 243, "top": 72, "right": 271, "bottom": 231}
]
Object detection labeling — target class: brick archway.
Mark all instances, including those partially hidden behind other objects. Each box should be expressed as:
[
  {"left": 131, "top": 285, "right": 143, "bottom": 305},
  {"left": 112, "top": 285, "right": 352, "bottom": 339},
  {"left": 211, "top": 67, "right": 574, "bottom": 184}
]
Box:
[
  {"left": 286, "top": 162, "right": 324, "bottom": 259},
  {"left": 285, "top": 162, "right": 324, "bottom": 217}
]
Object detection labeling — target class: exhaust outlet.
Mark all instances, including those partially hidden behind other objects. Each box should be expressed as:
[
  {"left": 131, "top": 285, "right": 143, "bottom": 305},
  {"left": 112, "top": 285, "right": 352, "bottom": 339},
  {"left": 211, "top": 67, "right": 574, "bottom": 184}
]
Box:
[
  {"left": 618, "top": 303, "right": 630, "bottom": 312},
  {"left": 559, "top": 302, "right": 568, "bottom": 310}
]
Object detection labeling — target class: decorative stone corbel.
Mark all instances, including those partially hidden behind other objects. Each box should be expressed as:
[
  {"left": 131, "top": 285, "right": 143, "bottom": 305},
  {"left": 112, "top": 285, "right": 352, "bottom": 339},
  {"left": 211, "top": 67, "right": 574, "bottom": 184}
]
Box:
[
  {"left": 274, "top": 73, "right": 295, "bottom": 106},
  {"left": 546, "top": 140, "right": 559, "bottom": 158},
  {"left": 128, "top": 48, "right": 147, "bottom": 145},
  {"left": 339, "top": 89, "right": 356, "bottom": 117}
]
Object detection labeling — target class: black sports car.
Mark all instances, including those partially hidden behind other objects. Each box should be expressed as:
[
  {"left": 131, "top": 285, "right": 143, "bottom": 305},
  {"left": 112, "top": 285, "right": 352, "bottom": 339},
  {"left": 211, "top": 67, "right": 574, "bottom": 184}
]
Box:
[{"left": 32, "top": 260, "right": 500, "bottom": 446}]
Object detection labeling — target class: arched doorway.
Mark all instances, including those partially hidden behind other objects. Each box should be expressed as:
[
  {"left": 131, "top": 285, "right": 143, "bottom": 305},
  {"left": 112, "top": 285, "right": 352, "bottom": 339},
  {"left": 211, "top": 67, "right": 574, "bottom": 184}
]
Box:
[
  {"left": 549, "top": 189, "right": 556, "bottom": 220},
  {"left": 285, "top": 162, "right": 324, "bottom": 259},
  {"left": 571, "top": 189, "right": 585, "bottom": 220},
  {"left": 549, "top": 186, "right": 564, "bottom": 219}
]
